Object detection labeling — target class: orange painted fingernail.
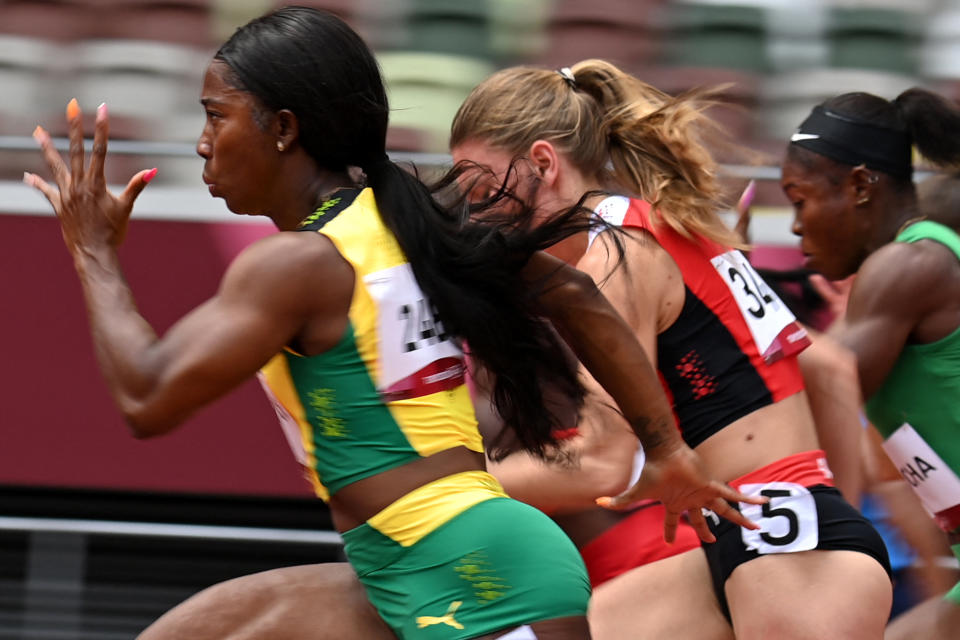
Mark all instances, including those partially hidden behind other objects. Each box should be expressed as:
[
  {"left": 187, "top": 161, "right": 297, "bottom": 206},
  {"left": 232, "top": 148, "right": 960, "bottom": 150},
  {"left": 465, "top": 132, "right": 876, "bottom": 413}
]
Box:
[
  {"left": 595, "top": 497, "right": 613, "bottom": 508},
  {"left": 32, "top": 125, "right": 47, "bottom": 141},
  {"left": 66, "top": 98, "right": 80, "bottom": 121},
  {"left": 143, "top": 168, "right": 158, "bottom": 183}
]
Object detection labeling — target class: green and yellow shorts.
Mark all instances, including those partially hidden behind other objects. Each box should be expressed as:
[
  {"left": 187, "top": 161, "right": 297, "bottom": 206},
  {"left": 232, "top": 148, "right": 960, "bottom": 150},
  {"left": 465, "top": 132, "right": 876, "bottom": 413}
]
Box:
[{"left": 341, "top": 471, "right": 590, "bottom": 639}]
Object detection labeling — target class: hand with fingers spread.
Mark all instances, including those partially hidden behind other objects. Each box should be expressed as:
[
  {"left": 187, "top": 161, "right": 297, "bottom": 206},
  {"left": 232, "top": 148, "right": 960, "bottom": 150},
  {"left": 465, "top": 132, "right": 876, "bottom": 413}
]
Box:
[
  {"left": 596, "top": 443, "right": 765, "bottom": 543},
  {"left": 23, "top": 99, "right": 157, "bottom": 256}
]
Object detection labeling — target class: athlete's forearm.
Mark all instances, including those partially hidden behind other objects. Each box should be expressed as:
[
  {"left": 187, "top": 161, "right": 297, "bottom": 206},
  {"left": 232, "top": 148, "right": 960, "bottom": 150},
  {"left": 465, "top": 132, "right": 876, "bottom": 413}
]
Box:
[
  {"left": 73, "top": 246, "right": 163, "bottom": 434},
  {"left": 489, "top": 445, "right": 634, "bottom": 514},
  {"left": 798, "top": 332, "right": 864, "bottom": 505}
]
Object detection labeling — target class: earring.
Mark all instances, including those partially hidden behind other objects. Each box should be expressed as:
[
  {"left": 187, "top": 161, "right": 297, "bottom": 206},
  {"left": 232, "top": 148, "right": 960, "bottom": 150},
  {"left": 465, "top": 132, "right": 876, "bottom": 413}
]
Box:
[{"left": 276, "top": 141, "right": 285, "bottom": 151}]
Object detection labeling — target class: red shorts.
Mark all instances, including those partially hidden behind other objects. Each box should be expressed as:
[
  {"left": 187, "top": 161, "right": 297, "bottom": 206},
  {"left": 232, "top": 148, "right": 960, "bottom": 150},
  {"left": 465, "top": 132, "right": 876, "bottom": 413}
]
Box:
[
  {"left": 728, "top": 448, "right": 835, "bottom": 490},
  {"left": 579, "top": 501, "right": 701, "bottom": 588}
]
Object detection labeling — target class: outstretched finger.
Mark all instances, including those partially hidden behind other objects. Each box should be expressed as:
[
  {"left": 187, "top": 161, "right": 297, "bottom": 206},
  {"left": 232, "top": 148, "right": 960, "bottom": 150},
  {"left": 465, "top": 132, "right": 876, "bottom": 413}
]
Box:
[
  {"left": 89, "top": 103, "right": 109, "bottom": 191},
  {"left": 686, "top": 508, "right": 716, "bottom": 544},
  {"left": 715, "top": 482, "right": 767, "bottom": 506},
  {"left": 710, "top": 498, "right": 760, "bottom": 531},
  {"left": 33, "top": 125, "right": 70, "bottom": 191},
  {"left": 120, "top": 168, "right": 158, "bottom": 210},
  {"left": 23, "top": 172, "right": 61, "bottom": 211},
  {"left": 662, "top": 509, "right": 680, "bottom": 544},
  {"left": 66, "top": 99, "right": 85, "bottom": 182}
]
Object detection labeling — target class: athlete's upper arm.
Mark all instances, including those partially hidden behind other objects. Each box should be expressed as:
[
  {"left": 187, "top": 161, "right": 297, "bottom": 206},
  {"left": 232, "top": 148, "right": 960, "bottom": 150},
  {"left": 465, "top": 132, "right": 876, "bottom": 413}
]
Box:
[
  {"left": 840, "top": 242, "right": 946, "bottom": 399},
  {"left": 125, "top": 232, "right": 354, "bottom": 434}
]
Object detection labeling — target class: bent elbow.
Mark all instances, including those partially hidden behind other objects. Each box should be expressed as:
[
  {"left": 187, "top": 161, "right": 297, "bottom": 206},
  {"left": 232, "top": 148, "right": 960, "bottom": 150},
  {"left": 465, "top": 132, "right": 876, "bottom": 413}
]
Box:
[
  {"left": 125, "top": 421, "right": 162, "bottom": 439},
  {"left": 120, "top": 402, "right": 177, "bottom": 440},
  {"left": 562, "top": 268, "right": 601, "bottom": 301},
  {"left": 546, "top": 270, "right": 601, "bottom": 317},
  {"left": 123, "top": 415, "right": 167, "bottom": 439}
]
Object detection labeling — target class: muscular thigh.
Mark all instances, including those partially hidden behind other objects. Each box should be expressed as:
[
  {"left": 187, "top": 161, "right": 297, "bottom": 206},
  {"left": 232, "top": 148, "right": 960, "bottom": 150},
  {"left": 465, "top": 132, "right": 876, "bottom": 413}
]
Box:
[
  {"left": 137, "top": 563, "right": 394, "bottom": 640},
  {"left": 587, "top": 549, "right": 732, "bottom": 640},
  {"left": 706, "top": 483, "right": 892, "bottom": 640},
  {"left": 725, "top": 550, "right": 891, "bottom": 640}
]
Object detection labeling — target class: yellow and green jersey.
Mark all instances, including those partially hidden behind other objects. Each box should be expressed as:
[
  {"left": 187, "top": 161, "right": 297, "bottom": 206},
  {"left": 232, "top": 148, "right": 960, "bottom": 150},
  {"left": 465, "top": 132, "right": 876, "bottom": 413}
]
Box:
[{"left": 258, "top": 188, "right": 482, "bottom": 501}]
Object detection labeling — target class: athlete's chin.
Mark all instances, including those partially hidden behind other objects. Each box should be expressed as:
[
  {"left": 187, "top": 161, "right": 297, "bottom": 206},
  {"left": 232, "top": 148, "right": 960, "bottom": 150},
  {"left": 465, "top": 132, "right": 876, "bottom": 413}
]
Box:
[
  {"left": 222, "top": 200, "right": 260, "bottom": 217},
  {"left": 205, "top": 180, "right": 224, "bottom": 200},
  {"left": 213, "top": 191, "right": 245, "bottom": 214}
]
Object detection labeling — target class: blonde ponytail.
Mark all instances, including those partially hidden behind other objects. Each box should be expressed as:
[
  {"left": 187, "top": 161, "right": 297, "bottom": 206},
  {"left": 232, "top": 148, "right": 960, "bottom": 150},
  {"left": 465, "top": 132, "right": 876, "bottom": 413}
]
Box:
[
  {"left": 571, "top": 60, "right": 744, "bottom": 248},
  {"left": 451, "top": 59, "right": 745, "bottom": 249}
]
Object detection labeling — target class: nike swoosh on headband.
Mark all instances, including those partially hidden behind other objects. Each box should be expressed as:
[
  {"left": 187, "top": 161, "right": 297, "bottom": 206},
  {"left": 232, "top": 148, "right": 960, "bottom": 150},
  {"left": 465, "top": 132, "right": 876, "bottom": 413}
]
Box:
[{"left": 790, "top": 133, "right": 820, "bottom": 142}]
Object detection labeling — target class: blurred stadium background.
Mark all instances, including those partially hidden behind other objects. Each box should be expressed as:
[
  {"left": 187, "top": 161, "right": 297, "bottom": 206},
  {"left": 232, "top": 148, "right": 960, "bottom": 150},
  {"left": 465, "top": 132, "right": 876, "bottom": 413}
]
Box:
[{"left": 1, "top": 1, "right": 957, "bottom": 637}]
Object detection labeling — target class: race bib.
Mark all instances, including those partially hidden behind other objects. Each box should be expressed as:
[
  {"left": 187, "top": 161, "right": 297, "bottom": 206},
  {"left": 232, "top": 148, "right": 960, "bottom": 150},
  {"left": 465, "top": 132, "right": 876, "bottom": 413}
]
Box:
[
  {"left": 738, "top": 482, "right": 819, "bottom": 554},
  {"left": 710, "top": 250, "right": 810, "bottom": 363},
  {"left": 364, "top": 263, "right": 465, "bottom": 400},
  {"left": 882, "top": 423, "right": 960, "bottom": 532},
  {"left": 257, "top": 373, "right": 309, "bottom": 466}
]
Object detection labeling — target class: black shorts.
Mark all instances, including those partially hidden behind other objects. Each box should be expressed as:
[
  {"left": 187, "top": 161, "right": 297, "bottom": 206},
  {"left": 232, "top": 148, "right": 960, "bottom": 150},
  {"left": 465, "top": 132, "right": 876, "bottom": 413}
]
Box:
[{"left": 702, "top": 484, "right": 892, "bottom": 620}]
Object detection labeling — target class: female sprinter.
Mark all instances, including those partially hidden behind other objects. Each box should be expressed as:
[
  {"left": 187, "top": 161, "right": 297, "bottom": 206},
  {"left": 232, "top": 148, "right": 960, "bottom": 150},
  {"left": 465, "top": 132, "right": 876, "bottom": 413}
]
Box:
[
  {"left": 449, "top": 60, "right": 892, "bottom": 640},
  {"left": 782, "top": 88, "right": 960, "bottom": 640}
]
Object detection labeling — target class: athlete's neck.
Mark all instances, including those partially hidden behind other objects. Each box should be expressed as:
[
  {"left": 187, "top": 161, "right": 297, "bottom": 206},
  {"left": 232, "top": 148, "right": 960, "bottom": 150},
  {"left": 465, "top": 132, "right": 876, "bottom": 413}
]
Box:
[
  {"left": 874, "top": 191, "right": 921, "bottom": 250},
  {"left": 271, "top": 165, "right": 356, "bottom": 231}
]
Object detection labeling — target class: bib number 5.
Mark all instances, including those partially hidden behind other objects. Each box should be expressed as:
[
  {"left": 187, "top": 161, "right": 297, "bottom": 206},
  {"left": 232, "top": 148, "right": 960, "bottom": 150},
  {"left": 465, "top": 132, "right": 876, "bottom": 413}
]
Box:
[{"left": 738, "top": 482, "right": 819, "bottom": 554}]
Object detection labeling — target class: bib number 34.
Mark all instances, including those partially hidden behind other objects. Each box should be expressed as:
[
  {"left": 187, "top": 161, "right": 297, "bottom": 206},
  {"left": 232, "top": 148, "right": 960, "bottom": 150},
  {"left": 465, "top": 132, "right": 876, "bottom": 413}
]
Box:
[
  {"left": 710, "top": 250, "right": 809, "bottom": 363},
  {"left": 738, "top": 482, "right": 819, "bottom": 554}
]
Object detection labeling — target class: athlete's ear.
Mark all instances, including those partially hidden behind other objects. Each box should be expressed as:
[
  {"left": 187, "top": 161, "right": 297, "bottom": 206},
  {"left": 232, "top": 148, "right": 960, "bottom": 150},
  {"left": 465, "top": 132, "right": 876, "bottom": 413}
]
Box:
[
  {"left": 274, "top": 109, "right": 299, "bottom": 153},
  {"left": 850, "top": 164, "right": 878, "bottom": 208},
  {"left": 528, "top": 140, "right": 560, "bottom": 187}
]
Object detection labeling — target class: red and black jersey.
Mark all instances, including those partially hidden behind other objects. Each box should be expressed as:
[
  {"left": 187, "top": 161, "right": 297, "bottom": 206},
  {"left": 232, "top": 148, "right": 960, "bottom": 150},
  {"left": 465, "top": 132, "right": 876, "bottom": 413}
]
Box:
[{"left": 592, "top": 196, "right": 810, "bottom": 448}]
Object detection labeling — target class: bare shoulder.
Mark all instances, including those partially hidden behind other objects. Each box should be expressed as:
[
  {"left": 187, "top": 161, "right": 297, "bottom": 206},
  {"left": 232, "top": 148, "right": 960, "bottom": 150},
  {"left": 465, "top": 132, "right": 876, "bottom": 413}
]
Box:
[
  {"left": 852, "top": 239, "right": 959, "bottom": 317},
  {"left": 578, "top": 227, "right": 679, "bottom": 332},
  {"left": 578, "top": 226, "right": 671, "bottom": 280},
  {"left": 220, "top": 231, "right": 354, "bottom": 302},
  {"left": 226, "top": 230, "right": 349, "bottom": 280}
]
